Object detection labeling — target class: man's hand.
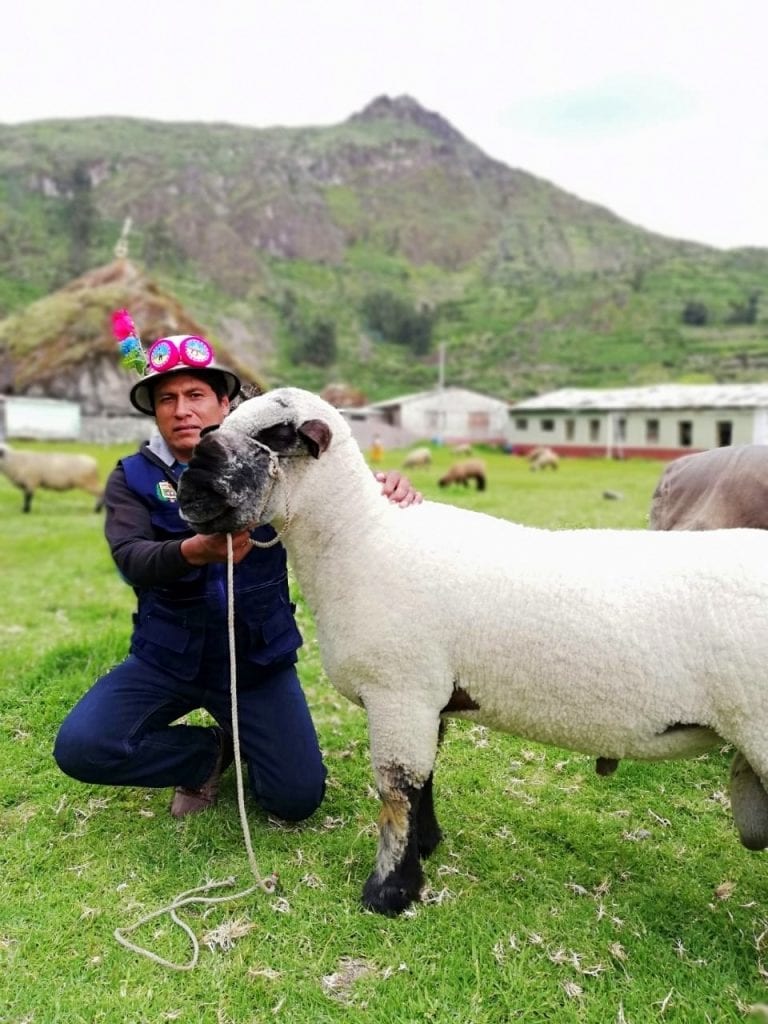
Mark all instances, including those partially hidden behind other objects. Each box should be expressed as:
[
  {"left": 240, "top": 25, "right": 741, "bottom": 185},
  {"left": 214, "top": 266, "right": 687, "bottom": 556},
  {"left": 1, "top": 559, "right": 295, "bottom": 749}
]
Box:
[
  {"left": 375, "top": 470, "right": 423, "bottom": 507},
  {"left": 181, "top": 528, "right": 255, "bottom": 565}
]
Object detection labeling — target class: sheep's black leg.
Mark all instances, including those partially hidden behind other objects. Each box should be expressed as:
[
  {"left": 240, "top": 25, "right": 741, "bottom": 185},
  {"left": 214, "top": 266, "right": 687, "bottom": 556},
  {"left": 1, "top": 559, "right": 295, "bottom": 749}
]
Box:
[
  {"left": 22, "top": 489, "right": 32, "bottom": 513},
  {"left": 596, "top": 757, "right": 619, "bottom": 776},
  {"left": 416, "top": 771, "right": 442, "bottom": 859},
  {"left": 731, "top": 751, "right": 768, "bottom": 850},
  {"left": 362, "top": 770, "right": 427, "bottom": 916},
  {"left": 417, "top": 720, "right": 446, "bottom": 858}
]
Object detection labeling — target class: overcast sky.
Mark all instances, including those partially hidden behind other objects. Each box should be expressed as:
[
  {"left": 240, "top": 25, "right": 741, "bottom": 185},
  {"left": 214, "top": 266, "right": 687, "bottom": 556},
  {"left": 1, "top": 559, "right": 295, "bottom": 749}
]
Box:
[{"left": 2, "top": 0, "right": 766, "bottom": 250}]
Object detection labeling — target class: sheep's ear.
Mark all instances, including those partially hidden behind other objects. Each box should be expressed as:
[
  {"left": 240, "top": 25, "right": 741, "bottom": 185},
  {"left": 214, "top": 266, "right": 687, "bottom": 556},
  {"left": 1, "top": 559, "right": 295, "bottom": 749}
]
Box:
[{"left": 298, "top": 419, "right": 332, "bottom": 459}]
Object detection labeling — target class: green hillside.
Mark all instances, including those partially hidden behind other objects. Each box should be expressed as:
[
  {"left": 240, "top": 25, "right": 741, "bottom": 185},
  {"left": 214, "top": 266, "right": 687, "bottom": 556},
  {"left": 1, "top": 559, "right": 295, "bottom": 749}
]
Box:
[{"left": 0, "top": 96, "right": 765, "bottom": 403}]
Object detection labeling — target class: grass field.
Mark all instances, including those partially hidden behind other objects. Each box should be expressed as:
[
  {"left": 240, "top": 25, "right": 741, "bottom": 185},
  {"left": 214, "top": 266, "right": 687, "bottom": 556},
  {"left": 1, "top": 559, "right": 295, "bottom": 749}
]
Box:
[{"left": 2, "top": 442, "right": 768, "bottom": 1024}]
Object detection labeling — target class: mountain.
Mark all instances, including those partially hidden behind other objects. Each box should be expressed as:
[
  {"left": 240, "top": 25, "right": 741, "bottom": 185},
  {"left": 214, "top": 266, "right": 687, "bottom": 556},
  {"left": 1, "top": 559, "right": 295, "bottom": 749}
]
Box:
[{"left": 0, "top": 95, "right": 766, "bottom": 407}]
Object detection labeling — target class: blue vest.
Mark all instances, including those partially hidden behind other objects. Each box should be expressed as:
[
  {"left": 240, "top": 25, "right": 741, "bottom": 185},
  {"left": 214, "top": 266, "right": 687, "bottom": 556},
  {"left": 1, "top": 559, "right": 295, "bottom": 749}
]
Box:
[{"left": 121, "top": 450, "right": 302, "bottom": 682}]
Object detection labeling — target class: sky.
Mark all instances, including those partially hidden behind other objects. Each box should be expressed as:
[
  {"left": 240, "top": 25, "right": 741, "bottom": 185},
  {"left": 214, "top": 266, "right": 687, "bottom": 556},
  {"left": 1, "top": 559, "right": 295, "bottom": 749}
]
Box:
[{"left": 2, "top": 0, "right": 766, "bottom": 250}]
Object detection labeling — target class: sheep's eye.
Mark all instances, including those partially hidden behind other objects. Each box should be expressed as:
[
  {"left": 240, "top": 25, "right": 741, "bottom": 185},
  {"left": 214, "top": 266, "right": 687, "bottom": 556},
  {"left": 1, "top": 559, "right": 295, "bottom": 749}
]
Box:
[{"left": 257, "top": 423, "right": 296, "bottom": 452}]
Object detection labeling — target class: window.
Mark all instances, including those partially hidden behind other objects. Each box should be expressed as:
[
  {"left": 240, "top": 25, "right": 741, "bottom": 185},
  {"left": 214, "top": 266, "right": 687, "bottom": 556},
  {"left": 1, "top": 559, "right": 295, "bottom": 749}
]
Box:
[
  {"left": 514, "top": 417, "right": 528, "bottom": 431},
  {"left": 615, "top": 417, "right": 626, "bottom": 442},
  {"left": 469, "top": 412, "right": 490, "bottom": 431},
  {"left": 678, "top": 421, "right": 693, "bottom": 447},
  {"left": 540, "top": 418, "right": 555, "bottom": 432},
  {"left": 589, "top": 418, "right": 600, "bottom": 442},
  {"left": 716, "top": 421, "right": 732, "bottom": 446},
  {"left": 646, "top": 418, "right": 659, "bottom": 443},
  {"left": 565, "top": 418, "right": 575, "bottom": 441}
]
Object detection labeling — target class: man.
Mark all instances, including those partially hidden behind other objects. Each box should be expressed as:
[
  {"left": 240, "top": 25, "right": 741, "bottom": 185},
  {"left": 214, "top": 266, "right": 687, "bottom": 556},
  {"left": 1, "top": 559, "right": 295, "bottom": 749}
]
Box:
[{"left": 54, "top": 334, "right": 420, "bottom": 821}]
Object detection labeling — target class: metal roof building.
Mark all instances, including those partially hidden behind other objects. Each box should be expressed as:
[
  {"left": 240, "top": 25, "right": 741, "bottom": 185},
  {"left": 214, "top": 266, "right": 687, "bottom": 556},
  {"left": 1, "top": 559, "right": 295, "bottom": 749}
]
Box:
[{"left": 508, "top": 384, "right": 768, "bottom": 459}]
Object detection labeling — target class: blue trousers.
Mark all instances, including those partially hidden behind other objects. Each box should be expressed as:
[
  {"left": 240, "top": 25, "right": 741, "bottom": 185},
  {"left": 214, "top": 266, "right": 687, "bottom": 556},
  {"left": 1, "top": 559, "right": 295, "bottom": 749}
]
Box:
[{"left": 54, "top": 645, "right": 327, "bottom": 822}]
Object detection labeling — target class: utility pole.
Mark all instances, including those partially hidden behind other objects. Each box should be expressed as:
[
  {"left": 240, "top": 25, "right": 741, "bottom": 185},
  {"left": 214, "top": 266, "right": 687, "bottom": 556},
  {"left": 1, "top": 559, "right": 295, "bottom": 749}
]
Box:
[
  {"left": 114, "top": 216, "right": 133, "bottom": 260},
  {"left": 436, "top": 342, "right": 446, "bottom": 443},
  {"left": 437, "top": 341, "right": 446, "bottom": 390}
]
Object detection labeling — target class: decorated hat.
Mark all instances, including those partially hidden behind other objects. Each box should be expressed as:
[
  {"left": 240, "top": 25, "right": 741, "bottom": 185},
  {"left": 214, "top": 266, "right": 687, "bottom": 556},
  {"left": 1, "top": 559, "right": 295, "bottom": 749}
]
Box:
[{"left": 111, "top": 311, "right": 241, "bottom": 416}]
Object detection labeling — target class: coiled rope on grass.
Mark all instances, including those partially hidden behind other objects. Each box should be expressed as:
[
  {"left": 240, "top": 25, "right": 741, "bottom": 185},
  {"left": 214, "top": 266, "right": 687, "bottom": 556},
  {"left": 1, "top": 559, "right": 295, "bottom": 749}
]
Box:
[{"left": 113, "top": 532, "right": 279, "bottom": 970}]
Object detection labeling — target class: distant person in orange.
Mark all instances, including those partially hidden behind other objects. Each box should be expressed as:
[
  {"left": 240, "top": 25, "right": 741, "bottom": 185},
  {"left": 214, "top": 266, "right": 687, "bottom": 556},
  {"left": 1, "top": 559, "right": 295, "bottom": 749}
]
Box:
[{"left": 370, "top": 434, "right": 384, "bottom": 465}]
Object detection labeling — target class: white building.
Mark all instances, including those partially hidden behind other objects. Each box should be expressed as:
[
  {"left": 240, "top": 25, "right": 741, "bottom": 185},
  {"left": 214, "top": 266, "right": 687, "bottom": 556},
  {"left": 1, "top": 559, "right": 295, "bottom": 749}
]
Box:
[
  {"left": 342, "top": 386, "right": 510, "bottom": 450},
  {"left": 508, "top": 384, "right": 768, "bottom": 459},
  {"left": 0, "top": 395, "right": 81, "bottom": 440}
]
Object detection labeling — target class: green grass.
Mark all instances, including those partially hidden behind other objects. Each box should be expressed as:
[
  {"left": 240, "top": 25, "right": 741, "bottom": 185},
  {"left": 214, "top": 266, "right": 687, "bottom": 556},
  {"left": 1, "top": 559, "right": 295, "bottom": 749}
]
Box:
[{"left": 2, "top": 445, "right": 768, "bottom": 1023}]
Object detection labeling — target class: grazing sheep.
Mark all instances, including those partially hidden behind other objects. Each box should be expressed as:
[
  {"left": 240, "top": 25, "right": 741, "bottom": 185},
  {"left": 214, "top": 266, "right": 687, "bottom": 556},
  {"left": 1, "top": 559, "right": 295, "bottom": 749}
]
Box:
[
  {"left": 438, "top": 458, "right": 487, "bottom": 491},
  {"left": 0, "top": 442, "right": 103, "bottom": 513},
  {"left": 527, "top": 446, "right": 559, "bottom": 471},
  {"left": 452, "top": 442, "right": 473, "bottom": 456},
  {"left": 402, "top": 446, "right": 431, "bottom": 468},
  {"left": 650, "top": 444, "right": 768, "bottom": 531},
  {"left": 178, "top": 388, "right": 768, "bottom": 916}
]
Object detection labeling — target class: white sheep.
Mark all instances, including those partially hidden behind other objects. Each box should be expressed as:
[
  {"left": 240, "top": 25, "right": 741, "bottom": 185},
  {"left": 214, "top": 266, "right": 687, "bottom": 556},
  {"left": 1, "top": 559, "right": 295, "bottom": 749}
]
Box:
[
  {"left": 0, "top": 442, "right": 103, "bottom": 513},
  {"left": 402, "top": 446, "right": 431, "bottom": 468},
  {"left": 527, "top": 445, "right": 559, "bottom": 471},
  {"left": 178, "top": 388, "right": 768, "bottom": 916},
  {"left": 452, "top": 442, "right": 473, "bottom": 456}
]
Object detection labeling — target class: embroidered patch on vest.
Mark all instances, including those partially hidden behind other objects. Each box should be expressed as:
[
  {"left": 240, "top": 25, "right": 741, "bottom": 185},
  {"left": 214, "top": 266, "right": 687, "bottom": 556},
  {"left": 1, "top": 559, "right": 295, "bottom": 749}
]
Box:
[{"left": 156, "top": 480, "right": 177, "bottom": 502}]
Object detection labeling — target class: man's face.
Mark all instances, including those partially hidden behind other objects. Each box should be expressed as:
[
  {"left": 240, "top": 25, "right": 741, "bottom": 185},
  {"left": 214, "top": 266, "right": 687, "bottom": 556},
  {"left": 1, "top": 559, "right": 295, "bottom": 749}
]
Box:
[{"left": 152, "top": 372, "right": 230, "bottom": 462}]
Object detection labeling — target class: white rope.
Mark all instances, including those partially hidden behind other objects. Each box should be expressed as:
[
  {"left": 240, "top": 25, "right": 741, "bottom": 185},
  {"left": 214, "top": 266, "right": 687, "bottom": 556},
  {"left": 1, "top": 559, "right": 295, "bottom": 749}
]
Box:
[
  {"left": 248, "top": 448, "right": 292, "bottom": 549},
  {"left": 114, "top": 533, "right": 278, "bottom": 970}
]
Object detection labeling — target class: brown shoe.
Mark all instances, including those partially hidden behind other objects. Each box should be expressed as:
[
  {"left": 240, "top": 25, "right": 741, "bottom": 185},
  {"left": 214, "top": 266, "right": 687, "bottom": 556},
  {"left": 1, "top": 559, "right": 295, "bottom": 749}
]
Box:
[{"left": 170, "top": 728, "right": 235, "bottom": 819}]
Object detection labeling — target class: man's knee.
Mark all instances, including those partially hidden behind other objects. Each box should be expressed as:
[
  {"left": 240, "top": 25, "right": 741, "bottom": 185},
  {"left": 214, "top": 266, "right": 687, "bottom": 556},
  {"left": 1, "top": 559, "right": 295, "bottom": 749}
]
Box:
[
  {"left": 258, "top": 773, "right": 327, "bottom": 822},
  {"left": 53, "top": 718, "right": 92, "bottom": 781},
  {"left": 53, "top": 717, "right": 120, "bottom": 784}
]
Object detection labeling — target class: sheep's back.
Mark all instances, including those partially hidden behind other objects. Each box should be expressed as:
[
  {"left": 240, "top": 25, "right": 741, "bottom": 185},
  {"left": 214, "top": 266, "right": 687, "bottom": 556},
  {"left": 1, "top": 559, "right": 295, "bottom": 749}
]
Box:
[{"left": 14, "top": 451, "right": 100, "bottom": 490}]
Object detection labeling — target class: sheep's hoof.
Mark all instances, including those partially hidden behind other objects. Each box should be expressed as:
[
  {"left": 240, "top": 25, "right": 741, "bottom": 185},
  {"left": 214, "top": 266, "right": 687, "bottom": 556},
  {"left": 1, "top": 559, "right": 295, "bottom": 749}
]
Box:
[
  {"left": 362, "top": 873, "right": 421, "bottom": 916},
  {"left": 596, "top": 757, "right": 619, "bottom": 776}
]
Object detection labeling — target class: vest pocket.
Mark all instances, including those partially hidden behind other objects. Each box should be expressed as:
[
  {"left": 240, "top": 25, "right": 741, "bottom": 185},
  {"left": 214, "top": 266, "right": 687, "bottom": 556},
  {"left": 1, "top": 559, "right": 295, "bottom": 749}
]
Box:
[
  {"left": 246, "top": 604, "right": 303, "bottom": 666},
  {"left": 132, "top": 611, "right": 204, "bottom": 681}
]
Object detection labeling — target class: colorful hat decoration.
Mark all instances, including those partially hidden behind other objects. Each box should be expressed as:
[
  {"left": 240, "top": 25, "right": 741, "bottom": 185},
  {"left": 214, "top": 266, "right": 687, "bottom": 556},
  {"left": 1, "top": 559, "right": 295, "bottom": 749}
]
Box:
[
  {"left": 111, "top": 309, "right": 241, "bottom": 415},
  {"left": 111, "top": 309, "right": 147, "bottom": 375}
]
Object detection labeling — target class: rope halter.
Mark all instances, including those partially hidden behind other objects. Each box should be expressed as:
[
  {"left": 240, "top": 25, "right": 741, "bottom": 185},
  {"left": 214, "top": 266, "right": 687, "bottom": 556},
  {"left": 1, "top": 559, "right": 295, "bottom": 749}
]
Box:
[{"left": 246, "top": 439, "right": 292, "bottom": 549}]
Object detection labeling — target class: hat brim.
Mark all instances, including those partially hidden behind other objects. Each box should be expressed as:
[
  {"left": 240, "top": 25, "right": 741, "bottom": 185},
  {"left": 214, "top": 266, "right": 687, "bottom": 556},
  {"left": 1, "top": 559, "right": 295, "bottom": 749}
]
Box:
[{"left": 129, "top": 364, "right": 241, "bottom": 416}]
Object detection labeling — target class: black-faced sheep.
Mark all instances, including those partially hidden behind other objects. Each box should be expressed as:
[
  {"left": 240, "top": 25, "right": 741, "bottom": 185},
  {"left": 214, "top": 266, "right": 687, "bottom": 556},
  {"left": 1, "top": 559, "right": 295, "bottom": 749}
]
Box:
[
  {"left": 178, "top": 389, "right": 768, "bottom": 916},
  {"left": 438, "top": 458, "right": 487, "bottom": 491},
  {"left": 527, "top": 446, "right": 559, "bottom": 471},
  {"left": 402, "top": 446, "right": 431, "bottom": 468},
  {"left": 0, "top": 443, "right": 103, "bottom": 513}
]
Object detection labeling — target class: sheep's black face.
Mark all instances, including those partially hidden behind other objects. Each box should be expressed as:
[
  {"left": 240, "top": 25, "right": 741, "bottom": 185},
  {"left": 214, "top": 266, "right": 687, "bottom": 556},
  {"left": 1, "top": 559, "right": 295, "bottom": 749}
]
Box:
[{"left": 178, "top": 429, "right": 275, "bottom": 535}]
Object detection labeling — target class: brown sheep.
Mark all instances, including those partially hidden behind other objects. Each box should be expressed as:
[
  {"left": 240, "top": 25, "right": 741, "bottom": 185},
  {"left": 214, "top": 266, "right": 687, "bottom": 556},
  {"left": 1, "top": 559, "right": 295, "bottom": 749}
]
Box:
[
  {"left": 649, "top": 444, "right": 768, "bottom": 530},
  {"left": 438, "top": 458, "right": 487, "bottom": 491}
]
